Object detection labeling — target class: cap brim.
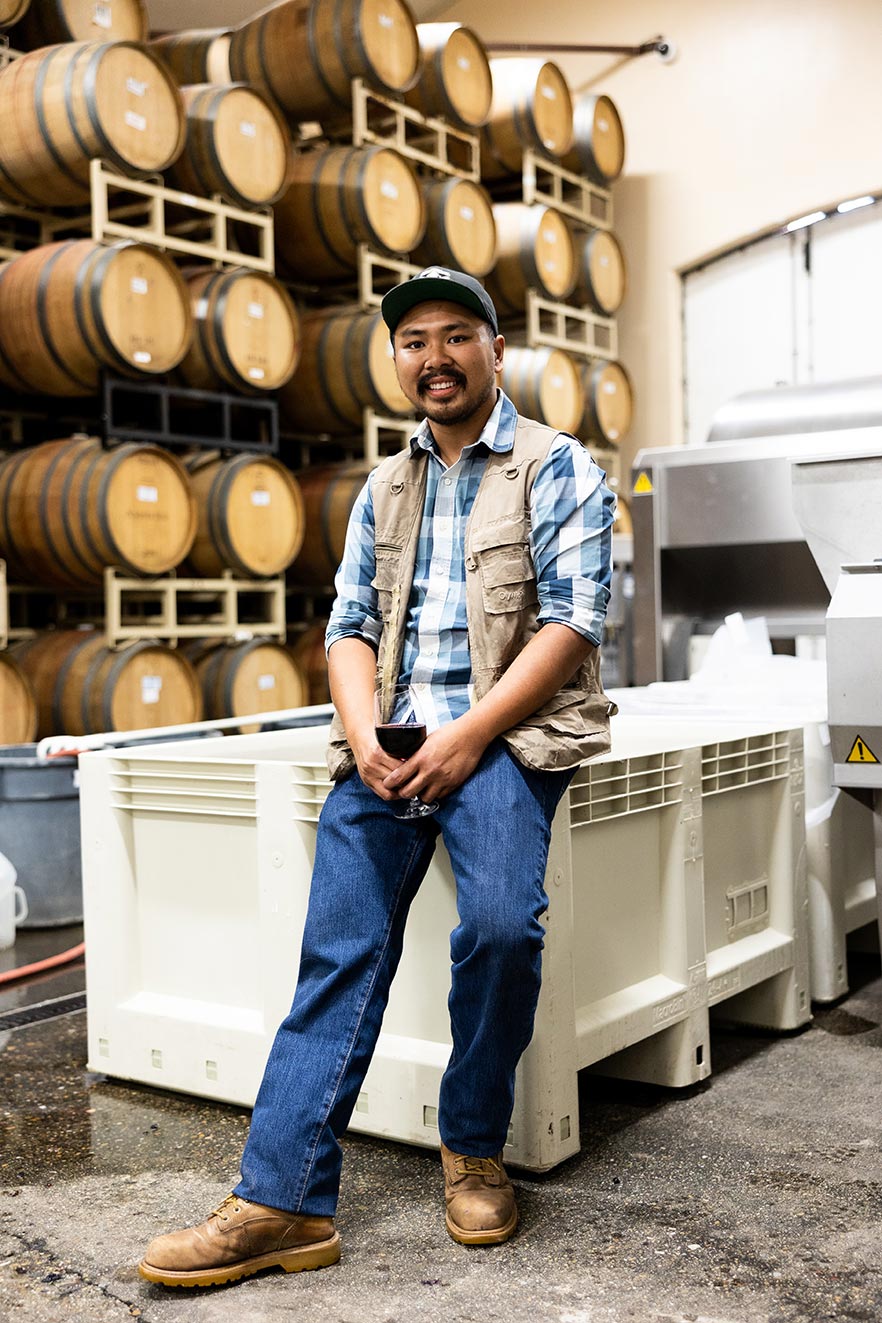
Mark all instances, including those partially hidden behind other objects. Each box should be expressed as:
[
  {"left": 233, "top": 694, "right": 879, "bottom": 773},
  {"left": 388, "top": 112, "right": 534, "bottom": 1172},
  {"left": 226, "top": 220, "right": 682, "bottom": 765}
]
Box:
[{"left": 382, "top": 278, "right": 497, "bottom": 336}]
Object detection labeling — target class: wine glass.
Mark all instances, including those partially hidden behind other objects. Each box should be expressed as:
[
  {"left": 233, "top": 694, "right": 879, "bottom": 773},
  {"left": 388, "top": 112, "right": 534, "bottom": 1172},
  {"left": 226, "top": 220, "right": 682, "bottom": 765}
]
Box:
[{"left": 374, "top": 683, "right": 439, "bottom": 819}]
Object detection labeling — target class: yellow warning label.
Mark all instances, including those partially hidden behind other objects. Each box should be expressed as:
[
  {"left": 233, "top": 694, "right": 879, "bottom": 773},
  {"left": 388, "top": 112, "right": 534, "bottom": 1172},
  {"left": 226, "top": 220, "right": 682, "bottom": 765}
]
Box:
[
  {"left": 846, "top": 736, "right": 879, "bottom": 764},
  {"left": 633, "top": 472, "right": 653, "bottom": 495}
]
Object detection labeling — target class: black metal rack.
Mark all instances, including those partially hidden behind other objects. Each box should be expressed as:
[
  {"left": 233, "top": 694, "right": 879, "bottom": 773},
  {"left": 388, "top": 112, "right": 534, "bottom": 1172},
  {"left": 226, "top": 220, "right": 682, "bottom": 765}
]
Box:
[{"left": 101, "top": 374, "right": 279, "bottom": 455}]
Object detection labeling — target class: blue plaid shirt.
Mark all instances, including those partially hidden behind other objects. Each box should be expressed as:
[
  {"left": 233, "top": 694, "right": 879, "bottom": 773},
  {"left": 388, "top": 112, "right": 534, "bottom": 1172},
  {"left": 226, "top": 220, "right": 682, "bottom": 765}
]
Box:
[{"left": 326, "top": 390, "right": 615, "bottom": 729}]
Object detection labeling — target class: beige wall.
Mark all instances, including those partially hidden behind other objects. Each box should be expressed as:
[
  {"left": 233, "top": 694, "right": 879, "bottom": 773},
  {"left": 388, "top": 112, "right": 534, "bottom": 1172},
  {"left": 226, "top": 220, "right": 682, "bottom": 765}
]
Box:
[{"left": 438, "top": 0, "right": 882, "bottom": 472}]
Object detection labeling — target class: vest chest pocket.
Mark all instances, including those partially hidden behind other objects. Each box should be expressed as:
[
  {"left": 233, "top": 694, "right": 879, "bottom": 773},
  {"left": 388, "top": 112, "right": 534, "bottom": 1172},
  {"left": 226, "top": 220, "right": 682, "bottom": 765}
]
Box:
[
  {"left": 371, "top": 542, "right": 403, "bottom": 622},
  {"left": 477, "top": 539, "right": 538, "bottom": 614}
]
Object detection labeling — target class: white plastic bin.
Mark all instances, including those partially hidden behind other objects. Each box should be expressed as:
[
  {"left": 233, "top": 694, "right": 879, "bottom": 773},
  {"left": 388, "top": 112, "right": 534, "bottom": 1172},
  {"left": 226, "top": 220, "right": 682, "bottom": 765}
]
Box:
[{"left": 79, "top": 715, "right": 805, "bottom": 1171}]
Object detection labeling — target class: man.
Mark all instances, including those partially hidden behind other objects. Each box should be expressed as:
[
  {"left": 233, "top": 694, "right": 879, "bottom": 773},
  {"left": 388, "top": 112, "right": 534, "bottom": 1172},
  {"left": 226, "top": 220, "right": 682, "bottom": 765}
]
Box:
[{"left": 139, "top": 267, "right": 616, "bottom": 1288}]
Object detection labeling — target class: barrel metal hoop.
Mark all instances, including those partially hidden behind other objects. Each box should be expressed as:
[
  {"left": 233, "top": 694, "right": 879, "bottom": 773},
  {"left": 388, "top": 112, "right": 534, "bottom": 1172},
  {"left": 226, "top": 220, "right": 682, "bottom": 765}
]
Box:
[
  {"left": 307, "top": 1, "right": 344, "bottom": 110},
  {"left": 36, "top": 241, "right": 93, "bottom": 392},
  {"left": 222, "top": 638, "right": 261, "bottom": 716},
  {"left": 51, "top": 635, "right": 91, "bottom": 736},
  {"left": 307, "top": 151, "right": 351, "bottom": 276},
  {"left": 318, "top": 314, "right": 358, "bottom": 430},
  {"left": 26, "top": 45, "right": 90, "bottom": 198},
  {"left": 0, "top": 451, "right": 31, "bottom": 570},
  {"left": 94, "top": 443, "right": 131, "bottom": 571},
  {"left": 0, "top": 264, "right": 36, "bottom": 392},
  {"left": 210, "top": 458, "right": 245, "bottom": 574},
  {"left": 200, "top": 640, "right": 227, "bottom": 718},
  {"left": 192, "top": 268, "right": 228, "bottom": 386},
  {"left": 318, "top": 472, "right": 345, "bottom": 581},
  {"left": 82, "top": 42, "right": 139, "bottom": 174},
  {"left": 347, "top": 146, "right": 378, "bottom": 253},
  {"left": 0, "top": 59, "right": 40, "bottom": 204},
  {"left": 197, "top": 86, "right": 239, "bottom": 207},
  {"left": 75, "top": 440, "right": 112, "bottom": 569},
  {"left": 100, "top": 640, "right": 148, "bottom": 731},
  {"left": 38, "top": 443, "right": 93, "bottom": 586},
  {"left": 255, "top": 11, "right": 290, "bottom": 112},
  {"left": 86, "top": 242, "right": 134, "bottom": 371},
  {"left": 354, "top": 309, "right": 383, "bottom": 412},
  {"left": 61, "top": 44, "right": 102, "bottom": 174},
  {"left": 208, "top": 271, "right": 250, "bottom": 391},
  {"left": 59, "top": 440, "right": 102, "bottom": 579}
]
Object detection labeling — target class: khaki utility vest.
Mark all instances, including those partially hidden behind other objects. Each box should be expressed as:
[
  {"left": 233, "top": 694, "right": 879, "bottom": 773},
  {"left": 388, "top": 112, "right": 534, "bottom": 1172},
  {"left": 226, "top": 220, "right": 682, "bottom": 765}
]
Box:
[{"left": 327, "top": 415, "right": 614, "bottom": 778}]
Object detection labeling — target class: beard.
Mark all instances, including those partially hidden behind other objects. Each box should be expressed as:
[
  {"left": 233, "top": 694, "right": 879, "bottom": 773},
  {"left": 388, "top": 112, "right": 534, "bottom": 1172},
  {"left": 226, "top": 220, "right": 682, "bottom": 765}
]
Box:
[{"left": 415, "top": 370, "right": 495, "bottom": 425}]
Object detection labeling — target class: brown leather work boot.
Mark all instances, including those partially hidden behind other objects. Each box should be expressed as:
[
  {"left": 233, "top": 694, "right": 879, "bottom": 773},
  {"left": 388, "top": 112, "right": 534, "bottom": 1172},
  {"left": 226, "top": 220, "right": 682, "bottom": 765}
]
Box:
[
  {"left": 138, "top": 1193, "right": 340, "bottom": 1287},
  {"left": 440, "top": 1142, "right": 518, "bottom": 1245}
]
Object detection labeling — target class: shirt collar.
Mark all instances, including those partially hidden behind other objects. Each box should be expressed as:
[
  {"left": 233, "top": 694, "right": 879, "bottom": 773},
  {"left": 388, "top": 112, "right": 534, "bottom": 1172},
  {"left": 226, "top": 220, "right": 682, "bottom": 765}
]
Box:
[{"left": 409, "top": 389, "right": 517, "bottom": 459}]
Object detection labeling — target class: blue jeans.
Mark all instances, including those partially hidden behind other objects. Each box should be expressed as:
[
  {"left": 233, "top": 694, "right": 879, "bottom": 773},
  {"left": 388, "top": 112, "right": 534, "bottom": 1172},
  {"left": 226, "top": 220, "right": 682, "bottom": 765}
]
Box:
[{"left": 234, "top": 740, "right": 571, "bottom": 1215}]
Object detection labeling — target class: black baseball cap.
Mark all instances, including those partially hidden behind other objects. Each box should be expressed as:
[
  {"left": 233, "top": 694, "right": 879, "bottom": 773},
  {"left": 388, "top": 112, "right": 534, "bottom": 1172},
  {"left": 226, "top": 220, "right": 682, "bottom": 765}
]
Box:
[{"left": 381, "top": 266, "right": 499, "bottom": 337}]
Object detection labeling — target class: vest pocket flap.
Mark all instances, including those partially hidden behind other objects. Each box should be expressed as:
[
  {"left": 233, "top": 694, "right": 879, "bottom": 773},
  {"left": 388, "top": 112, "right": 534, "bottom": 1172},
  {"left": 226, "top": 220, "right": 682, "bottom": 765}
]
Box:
[
  {"left": 371, "top": 543, "right": 402, "bottom": 592},
  {"left": 479, "top": 542, "right": 535, "bottom": 587}
]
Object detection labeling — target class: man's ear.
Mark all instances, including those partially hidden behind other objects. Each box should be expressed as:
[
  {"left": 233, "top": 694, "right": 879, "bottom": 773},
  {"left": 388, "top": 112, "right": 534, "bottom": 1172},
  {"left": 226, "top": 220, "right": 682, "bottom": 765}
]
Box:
[{"left": 493, "top": 334, "right": 505, "bottom": 373}]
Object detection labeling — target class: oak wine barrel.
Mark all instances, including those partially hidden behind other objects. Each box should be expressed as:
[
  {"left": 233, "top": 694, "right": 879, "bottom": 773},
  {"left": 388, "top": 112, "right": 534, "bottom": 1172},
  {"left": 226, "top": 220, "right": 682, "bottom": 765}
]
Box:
[
  {"left": 574, "top": 228, "right": 627, "bottom": 316},
  {"left": 0, "top": 0, "right": 30, "bottom": 29},
  {"left": 499, "top": 346, "right": 584, "bottom": 435},
  {"left": 0, "top": 41, "right": 185, "bottom": 207},
  {"left": 0, "top": 240, "right": 193, "bottom": 397},
  {"left": 184, "top": 638, "right": 307, "bottom": 731},
  {"left": 412, "top": 178, "right": 497, "bottom": 277},
  {"left": 180, "top": 268, "right": 301, "bottom": 394},
  {"left": 288, "top": 624, "right": 331, "bottom": 706},
  {"left": 562, "top": 94, "right": 625, "bottom": 185},
  {"left": 10, "top": 631, "right": 202, "bottom": 738},
  {"left": 0, "top": 437, "right": 197, "bottom": 588},
  {"left": 481, "top": 59, "right": 573, "bottom": 179},
  {"left": 13, "top": 0, "right": 147, "bottom": 46},
  {"left": 274, "top": 146, "right": 425, "bottom": 282},
  {"left": 167, "top": 83, "right": 292, "bottom": 210},
  {"left": 485, "top": 203, "right": 576, "bottom": 314},
  {"left": 151, "top": 28, "right": 232, "bottom": 85},
  {"left": 290, "top": 465, "right": 371, "bottom": 587},
  {"left": 279, "top": 310, "right": 411, "bottom": 436},
  {"left": 184, "top": 453, "right": 305, "bottom": 578},
  {"left": 0, "top": 652, "right": 37, "bottom": 744},
  {"left": 580, "top": 360, "right": 634, "bottom": 446},
  {"left": 405, "top": 23, "right": 493, "bottom": 129},
  {"left": 229, "top": 0, "right": 419, "bottom": 124}
]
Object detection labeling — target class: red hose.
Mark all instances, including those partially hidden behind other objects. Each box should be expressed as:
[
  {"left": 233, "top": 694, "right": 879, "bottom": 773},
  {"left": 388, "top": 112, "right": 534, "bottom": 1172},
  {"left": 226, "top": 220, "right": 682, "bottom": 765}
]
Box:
[{"left": 0, "top": 942, "right": 85, "bottom": 986}]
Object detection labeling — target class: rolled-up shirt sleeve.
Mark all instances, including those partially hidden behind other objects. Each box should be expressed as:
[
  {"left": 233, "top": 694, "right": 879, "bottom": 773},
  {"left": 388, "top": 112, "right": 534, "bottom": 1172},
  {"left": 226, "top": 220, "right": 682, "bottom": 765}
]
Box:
[
  {"left": 324, "top": 470, "right": 384, "bottom": 656},
  {"left": 529, "top": 436, "right": 616, "bottom": 647}
]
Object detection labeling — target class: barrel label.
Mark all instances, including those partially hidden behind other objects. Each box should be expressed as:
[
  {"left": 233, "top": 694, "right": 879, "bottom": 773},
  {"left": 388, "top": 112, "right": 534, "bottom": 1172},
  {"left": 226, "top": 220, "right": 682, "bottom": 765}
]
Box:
[
  {"left": 378, "top": 12, "right": 394, "bottom": 27},
  {"left": 540, "top": 85, "right": 557, "bottom": 100},
  {"left": 196, "top": 298, "right": 209, "bottom": 320},
  {"left": 543, "top": 228, "right": 558, "bottom": 243},
  {"left": 603, "top": 381, "right": 617, "bottom": 394},
  {"left": 258, "top": 674, "right": 276, "bottom": 690},
  {"left": 459, "top": 206, "right": 475, "bottom": 221},
  {"left": 141, "top": 676, "right": 163, "bottom": 704},
  {"left": 248, "top": 367, "right": 266, "bottom": 381},
  {"left": 136, "top": 485, "right": 159, "bottom": 503},
  {"left": 457, "top": 57, "right": 471, "bottom": 71},
  {"left": 130, "top": 277, "right": 149, "bottom": 295},
  {"left": 380, "top": 181, "right": 400, "bottom": 201},
  {"left": 247, "top": 302, "right": 265, "bottom": 320},
  {"left": 133, "top": 351, "right": 152, "bottom": 365},
  {"left": 239, "top": 121, "right": 257, "bottom": 139},
  {"left": 92, "top": 3, "right": 112, "bottom": 28},
  {"left": 125, "top": 111, "right": 147, "bottom": 133},
  {"left": 550, "top": 375, "right": 563, "bottom": 389},
  {"left": 126, "top": 77, "right": 148, "bottom": 98},
  {"left": 598, "top": 117, "right": 610, "bottom": 132},
  {"left": 251, "top": 489, "right": 270, "bottom": 505}
]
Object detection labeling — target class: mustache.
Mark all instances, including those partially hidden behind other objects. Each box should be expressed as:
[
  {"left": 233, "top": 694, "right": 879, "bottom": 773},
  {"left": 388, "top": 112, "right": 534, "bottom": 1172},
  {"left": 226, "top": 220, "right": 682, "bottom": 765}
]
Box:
[{"left": 417, "top": 369, "right": 466, "bottom": 395}]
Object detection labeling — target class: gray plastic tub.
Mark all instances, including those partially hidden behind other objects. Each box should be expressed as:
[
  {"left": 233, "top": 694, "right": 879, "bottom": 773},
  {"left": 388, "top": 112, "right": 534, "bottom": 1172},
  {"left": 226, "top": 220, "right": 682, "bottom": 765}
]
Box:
[{"left": 0, "top": 745, "right": 81, "bottom": 927}]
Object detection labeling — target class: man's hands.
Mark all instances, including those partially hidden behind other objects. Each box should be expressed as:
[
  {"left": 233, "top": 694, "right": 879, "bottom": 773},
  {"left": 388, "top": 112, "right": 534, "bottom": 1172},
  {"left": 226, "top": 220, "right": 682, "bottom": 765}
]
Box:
[{"left": 381, "top": 719, "right": 487, "bottom": 804}]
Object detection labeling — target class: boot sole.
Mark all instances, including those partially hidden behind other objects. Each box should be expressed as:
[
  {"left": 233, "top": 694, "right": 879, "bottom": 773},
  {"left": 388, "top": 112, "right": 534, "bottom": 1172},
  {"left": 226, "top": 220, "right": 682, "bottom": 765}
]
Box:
[
  {"left": 137, "top": 1231, "right": 341, "bottom": 1287},
  {"left": 445, "top": 1209, "right": 518, "bottom": 1246}
]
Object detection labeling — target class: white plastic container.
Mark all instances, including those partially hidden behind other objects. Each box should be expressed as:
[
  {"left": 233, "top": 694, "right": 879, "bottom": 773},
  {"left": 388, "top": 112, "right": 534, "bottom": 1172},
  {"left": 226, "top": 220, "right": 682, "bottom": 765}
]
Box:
[
  {"left": 612, "top": 683, "right": 875, "bottom": 1002},
  {"left": 0, "top": 850, "right": 28, "bottom": 951},
  {"left": 79, "top": 715, "right": 806, "bottom": 1171}
]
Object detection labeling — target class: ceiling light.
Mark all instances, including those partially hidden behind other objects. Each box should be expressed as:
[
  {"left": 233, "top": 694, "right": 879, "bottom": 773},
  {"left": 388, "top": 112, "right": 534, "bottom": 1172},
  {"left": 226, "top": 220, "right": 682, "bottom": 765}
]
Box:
[
  {"left": 785, "top": 210, "right": 827, "bottom": 232},
  {"left": 836, "top": 195, "right": 875, "bottom": 214}
]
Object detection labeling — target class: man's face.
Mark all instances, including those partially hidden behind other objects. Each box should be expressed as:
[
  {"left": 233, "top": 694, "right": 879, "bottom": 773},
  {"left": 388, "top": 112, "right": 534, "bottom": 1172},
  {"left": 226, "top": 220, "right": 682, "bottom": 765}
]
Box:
[{"left": 392, "top": 300, "right": 504, "bottom": 426}]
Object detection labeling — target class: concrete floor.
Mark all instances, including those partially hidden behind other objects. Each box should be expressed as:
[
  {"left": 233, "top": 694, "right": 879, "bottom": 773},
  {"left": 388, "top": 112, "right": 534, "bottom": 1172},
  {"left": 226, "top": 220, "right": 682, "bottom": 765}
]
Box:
[{"left": 1, "top": 925, "right": 881, "bottom": 1323}]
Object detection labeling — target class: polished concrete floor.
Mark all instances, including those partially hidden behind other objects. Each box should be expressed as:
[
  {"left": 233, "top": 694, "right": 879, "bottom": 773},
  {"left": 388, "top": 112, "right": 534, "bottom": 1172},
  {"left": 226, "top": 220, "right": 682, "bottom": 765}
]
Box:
[{"left": 1, "top": 924, "right": 881, "bottom": 1323}]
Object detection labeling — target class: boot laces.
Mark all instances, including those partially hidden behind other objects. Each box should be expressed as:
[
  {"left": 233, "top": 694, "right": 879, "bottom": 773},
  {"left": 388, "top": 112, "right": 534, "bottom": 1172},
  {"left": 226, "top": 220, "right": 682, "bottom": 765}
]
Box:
[
  {"left": 455, "top": 1155, "right": 500, "bottom": 1178},
  {"left": 210, "top": 1194, "right": 243, "bottom": 1223}
]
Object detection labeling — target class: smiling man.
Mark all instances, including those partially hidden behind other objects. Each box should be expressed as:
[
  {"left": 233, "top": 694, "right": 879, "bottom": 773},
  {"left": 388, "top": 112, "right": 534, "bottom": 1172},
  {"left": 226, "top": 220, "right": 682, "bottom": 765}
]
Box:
[{"left": 139, "top": 267, "right": 616, "bottom": 1289}]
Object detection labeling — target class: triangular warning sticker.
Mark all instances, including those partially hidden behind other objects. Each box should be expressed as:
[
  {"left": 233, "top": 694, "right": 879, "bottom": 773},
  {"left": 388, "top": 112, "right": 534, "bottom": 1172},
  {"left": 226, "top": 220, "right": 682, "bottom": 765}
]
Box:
[
  {"left": 846, "top": 736, "right": 879, "bottom": 764},
  {"left": 633, "top": 472, "right": 653, "bottom": 495}
]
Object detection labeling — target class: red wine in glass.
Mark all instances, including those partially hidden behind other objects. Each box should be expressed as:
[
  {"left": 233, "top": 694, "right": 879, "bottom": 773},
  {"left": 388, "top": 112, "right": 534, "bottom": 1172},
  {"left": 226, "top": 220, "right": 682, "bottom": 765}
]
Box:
[
  {"left": 375, "top": 722, "right": 427, "bottom": 758},
  {"left": 373, "top": 684, "right": 439, "bottom": 819}
]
